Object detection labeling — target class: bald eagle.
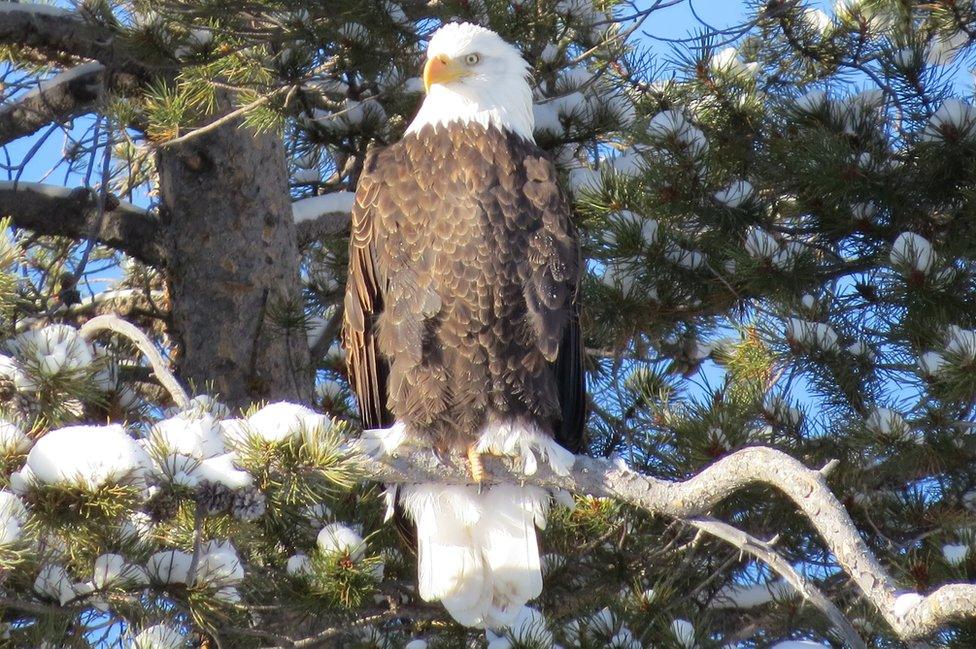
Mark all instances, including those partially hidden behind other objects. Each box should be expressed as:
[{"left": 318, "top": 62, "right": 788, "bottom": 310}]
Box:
[{"left": 344, "top": 23, "right": 584, "bottom": 629}]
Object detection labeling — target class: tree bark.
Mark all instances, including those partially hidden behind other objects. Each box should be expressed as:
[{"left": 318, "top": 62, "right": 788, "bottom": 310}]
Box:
[{"left": 156, "top": 117, "right": 312, "bottom": 409}]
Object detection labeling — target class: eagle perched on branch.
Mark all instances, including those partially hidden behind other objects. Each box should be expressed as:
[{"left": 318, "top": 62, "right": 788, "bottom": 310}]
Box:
[{"left": 344, "top": 23, "right": 584, "bottom": 629}]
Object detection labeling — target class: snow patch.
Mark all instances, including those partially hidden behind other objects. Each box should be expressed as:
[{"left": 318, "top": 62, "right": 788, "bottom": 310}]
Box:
[
  {"left": 194, "top": 539, "right": 245, "bottom": 589},
  {"left": 356, "top": 421, "right": 407, "bottom": 458},
  {"left": 246, "top": 401, "right": 329, "bottom": 443},
  {"left": 714, "top": 179, "right": 754, "bottom": 207},
  {"left": 146, "top": 549, "right": 192, "bottom": 584},
  {"left": 0, "top": 419, "right": 30, "bottom": 455},
  {"left": 670, "top": 619, "right": 695, "bottom": 647},
  {"left": 292, "top": 192, "right": 356, "bottom": 223},
  {"left": 712, "top": 579, "right": 796, "bottom": 608},
  {"left": 507, "top": 606, "right": 553, "bottom": 647},
  {"left": 150, "top": 414, "right": 225, "bottom": 459},
  {"left": 286, "top": 553, "right": 312, "bottom": 576},
  {"left": 92, "top": 553, "right": 148, "bottom": 589},
  {"left": 922, "top": 99, "right": 976, "bottom": 141},
  {"left": 34, "top": 564, "right": 77, "bottom": 605},
  {"left": 13, "top": 424, "right": 150, "bottom": 490},
  {"left": 130, "top": 623, "right": 185, "bottom": 649},
  {"left": 893, "top": 592, "right": 923, "bottom": 618},
  {"left": 7, "top": 324, "right": 93, "bottom": 380},
  {"left": 890, "top": 232, "right": 936, "bottom": 275},
  {"left": 785, "top": 317, "right": 839, "bottom": 351},
  {"left": 318, "top": 522, "right": 366, "bottom": 560},
  {"left": 709, "top": 46, "right": 758, "bottom": 78},
  {"left": 943, "top": 543, "right": 968, "bottom": 566}
]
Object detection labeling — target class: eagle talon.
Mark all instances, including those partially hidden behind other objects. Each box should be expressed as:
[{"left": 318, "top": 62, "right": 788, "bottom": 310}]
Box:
[
  {"left": 467, "top": 445, "right": 486, "bottom": 484},
  {"left": 432, "top": 447, "right": 452, "bottom": 466}
]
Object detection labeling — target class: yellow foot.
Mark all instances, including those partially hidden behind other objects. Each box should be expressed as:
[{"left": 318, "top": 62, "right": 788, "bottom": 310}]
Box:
[{"left": 467, "top": 445, "right": 485, "bottom": 484}]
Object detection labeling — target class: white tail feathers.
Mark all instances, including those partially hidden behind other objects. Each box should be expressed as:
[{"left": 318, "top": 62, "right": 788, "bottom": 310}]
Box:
[{"left": 401, "top": 482, "right": 551, "bottom": 629}]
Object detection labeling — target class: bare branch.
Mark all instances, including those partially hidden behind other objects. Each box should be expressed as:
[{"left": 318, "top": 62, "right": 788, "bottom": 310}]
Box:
[
  {"left": 363, "top": 445, "right": 976, "bottom": 641},
  {"left": 0, "top": 181, "right": 165, "bottom": 265},
  {"left": 79, "top": 313, "right": 190, "bottom": 409},
  {"left": 0, "top": 62, "right": 141, "bottom": 144},
  {"left": 689, "top": 516, "right": 866, "bottom": 648}
]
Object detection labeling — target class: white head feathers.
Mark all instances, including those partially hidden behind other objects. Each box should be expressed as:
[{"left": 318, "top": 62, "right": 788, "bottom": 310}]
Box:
[{"left": 405, "top": 23, "right": 535, "bottom": 141}]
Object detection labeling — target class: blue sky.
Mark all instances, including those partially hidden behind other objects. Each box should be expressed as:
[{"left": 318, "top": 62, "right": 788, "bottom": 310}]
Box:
[{"left": 641, "top": 0, "right": 757, "bottom": 47}]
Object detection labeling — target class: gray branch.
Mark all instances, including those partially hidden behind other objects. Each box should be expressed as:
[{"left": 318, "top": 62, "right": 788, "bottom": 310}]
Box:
[
  {"left": 689, "top": 515, "right": 865, "bottom": 648},
  {"left": 0, "top": 181, "right": 165, "bottom": 265},
  {"left": 0, "top": 181, "right": 354, "bottom": 268},
  {"left": 362, "top": 445, "right": 976, "bottom": 641},
  {"left": 0, "top": 62, "right": 141, "bottom": 144},
  {"left": 295, "top": 210, "right": 351, "bottom": 246},
  {"left": 79, "top": 314, "right": 189, "bottom": 409},
  {"left": 0, "top": 3, "right": 163, "bottom": 143}
]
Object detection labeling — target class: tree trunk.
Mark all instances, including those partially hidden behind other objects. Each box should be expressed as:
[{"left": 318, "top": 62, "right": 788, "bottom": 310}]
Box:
[{"left": 157, "top": 119, "right": 312, "bottom": 409}]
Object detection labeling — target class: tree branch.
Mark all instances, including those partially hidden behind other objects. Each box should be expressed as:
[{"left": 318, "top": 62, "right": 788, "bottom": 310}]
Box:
[
  {"left": 79, "top": 313, "right": 189, "bottom": 409},
  {"left": 0, "top": 62, "right": 141, "bottom": 144},
  {"left": 295, "top": 210, "right": 351, "bottom": 246},
  {"left": 362, "top": 445, "right": 976, "bottom": 641},
  {"left": 0, "top": 2, "right": 147, "bottom": 75},
  {"left": 0, "top": 181, "right": 165, "bottom": 266},
  {"left": 689, "top": 515, "right": 866, "bottom": 648}
]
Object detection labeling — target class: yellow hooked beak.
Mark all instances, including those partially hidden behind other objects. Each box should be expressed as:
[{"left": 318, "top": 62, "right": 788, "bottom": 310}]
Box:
[{"left": 423, "top": 54, "right": 466, "bottom": 92}]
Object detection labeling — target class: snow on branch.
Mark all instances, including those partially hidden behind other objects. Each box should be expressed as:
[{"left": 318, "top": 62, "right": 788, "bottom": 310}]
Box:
[
  {"left": 293, "top": 192, "right": 354, "bottom": 244},
  {"left": 362, "top": 445, "right": 976, "bottom": 642},
  {"left": 0, "top": 62, "right": 141, "bottom": 145},
  {"left": 0, "top": 182, "right": 164, "bottom": 265},
  {"left": 0, "top": 3, "right": 146, "bottom": 75},
  {"left": 292, "top": 192, "right": 355, "bottom": 224}
]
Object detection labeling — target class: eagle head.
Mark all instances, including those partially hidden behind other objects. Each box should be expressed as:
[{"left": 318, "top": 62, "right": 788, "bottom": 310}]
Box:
[
  {"left": 406, "top": 23, "right": 535, "bottom": 141},
  {"left": 422, "top": 23, "right": 530, "bottom": 93}
]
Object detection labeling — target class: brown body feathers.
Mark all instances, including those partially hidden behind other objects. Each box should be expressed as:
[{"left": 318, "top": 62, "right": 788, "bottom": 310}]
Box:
[{"left": 343, "top": 123, "right": 584, "bottom": 454}]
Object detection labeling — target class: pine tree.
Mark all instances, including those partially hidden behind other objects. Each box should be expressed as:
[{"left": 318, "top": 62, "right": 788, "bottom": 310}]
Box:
[{"left": 2, "top": 0, "right": 976, "bottom": 646}]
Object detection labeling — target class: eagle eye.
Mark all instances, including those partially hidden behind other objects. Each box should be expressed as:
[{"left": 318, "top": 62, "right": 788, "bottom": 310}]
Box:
[{"left": 464, "top": 53, "right": 481, "bottom": 66}]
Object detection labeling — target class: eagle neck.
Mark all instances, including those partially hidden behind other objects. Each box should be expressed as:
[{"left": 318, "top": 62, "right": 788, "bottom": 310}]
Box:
[{"left": 405, "top": 81, "right": 535, "bottom": 142}]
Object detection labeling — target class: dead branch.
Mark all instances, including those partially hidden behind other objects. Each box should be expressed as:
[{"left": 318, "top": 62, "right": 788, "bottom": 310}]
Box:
[{"left": 362, "top": 445, "right": 976, "bottom": 641}]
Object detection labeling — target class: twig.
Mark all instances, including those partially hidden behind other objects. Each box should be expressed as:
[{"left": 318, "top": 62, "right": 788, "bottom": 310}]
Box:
[
  {"left": 688, "top": 515, "right": 866, "bottom": 648},
  {"left": 186, "top": 503, "right": 205, "bottom": 588},
  {"left": 71, "top": 117, "right": 114, "bottom": 281},
  {"left": 0, "top": 595, "right": 75, "bottom": 616},
  {"left": 159, "top": 86, "right": 291, "bottom": 148},
  {"left": 78, "top": 313, "right": 190, "bottom": 408}
]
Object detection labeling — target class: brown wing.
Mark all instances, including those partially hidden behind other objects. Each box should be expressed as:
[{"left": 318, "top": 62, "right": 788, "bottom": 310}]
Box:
[
  {"left": 554, "top": 298, "right": 585, "bottom": 453},
  {"left": 518, "top": 145, "right": 586, "bottom": 453},
  {"left": 343, "top": 149, "right": 393, "bottom": 430}
]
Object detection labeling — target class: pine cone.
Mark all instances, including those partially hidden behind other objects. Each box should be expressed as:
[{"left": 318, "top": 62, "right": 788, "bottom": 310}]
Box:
[
  {"left": 0, "top": 376, "right": 16, "bottom": 402},
  {"left": 232, "top": 488, "right": 267, "bottom": 522},
  {"left": 7, "top": 391, "right": 40, "bottom": 421},
  {"left": 195, "top": 481, "right": 234, "bottom": 516},
  {"left": 146, "top": 486, "right": 183, "bottom": 522}
]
